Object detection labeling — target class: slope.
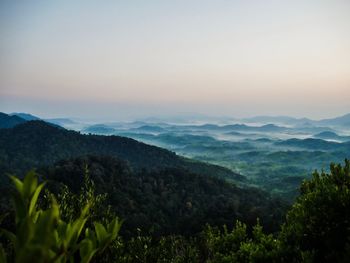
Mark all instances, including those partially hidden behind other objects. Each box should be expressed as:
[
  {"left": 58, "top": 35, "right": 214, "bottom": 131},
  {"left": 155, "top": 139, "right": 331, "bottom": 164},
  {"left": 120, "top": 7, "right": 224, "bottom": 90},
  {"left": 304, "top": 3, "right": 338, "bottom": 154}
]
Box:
[
  {"left": 0, "top": 120, "right": 244, "bottom": 182},
  {"left": 0, "top": 112, "right": 27, "bottom": 128}
]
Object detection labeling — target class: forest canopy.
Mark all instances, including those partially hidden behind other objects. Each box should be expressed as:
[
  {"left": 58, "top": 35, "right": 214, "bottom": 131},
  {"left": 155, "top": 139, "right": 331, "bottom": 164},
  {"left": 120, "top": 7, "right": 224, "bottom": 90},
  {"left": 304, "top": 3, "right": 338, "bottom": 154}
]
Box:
[{"left": 1, "top": 160, "right": 349, "bottom": 262}]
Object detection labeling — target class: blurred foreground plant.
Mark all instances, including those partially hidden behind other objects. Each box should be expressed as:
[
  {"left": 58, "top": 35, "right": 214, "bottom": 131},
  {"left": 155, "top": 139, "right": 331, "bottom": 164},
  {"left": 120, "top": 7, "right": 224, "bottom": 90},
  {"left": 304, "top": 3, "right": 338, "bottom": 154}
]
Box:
[{"left": 0, "top": 171, "right": 121, "bottom": 263}]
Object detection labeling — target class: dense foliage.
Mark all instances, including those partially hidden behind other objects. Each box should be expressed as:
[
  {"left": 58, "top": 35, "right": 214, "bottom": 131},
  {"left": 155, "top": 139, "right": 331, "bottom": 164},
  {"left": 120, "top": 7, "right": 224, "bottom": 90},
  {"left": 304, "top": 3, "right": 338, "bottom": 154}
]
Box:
[
  {"left": 0, "top": 117, "right": 349, "bottom": 262},
  {"left": 279, "top": 160, "right": 350, "bottom": 262},
  {"left": 0, "top": 113, "right": 26, "bottom": 129},
  {"left": 0, "top": 121, "right": 243, "bottom": 184},
  {"left": 39, "top": 155, "right": 285, "bottom": 237},
  {"left": 1, "top": 160, "right": 349, "bottom": 262},
  {"left": 0, "top": 172, "right": 121, "bottom": 263},
  {"left": 118, "top": 122, "right": 350, "bottom": 200}
]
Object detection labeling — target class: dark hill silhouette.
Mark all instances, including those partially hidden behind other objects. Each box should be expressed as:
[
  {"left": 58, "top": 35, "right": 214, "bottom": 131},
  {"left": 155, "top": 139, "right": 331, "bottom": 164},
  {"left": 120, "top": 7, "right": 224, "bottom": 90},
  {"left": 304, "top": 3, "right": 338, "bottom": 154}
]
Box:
[
  {"left": 316, "top": 113, "right": 350, "bottom": 127},
  {"left": 40, "top": 155, "right": 286, "bottom": 236},
  {"left": 10, "top": 112, "right": 41, "bottom": 121},
  {"left": 313, "top": 131, "right": 350, "bottom": 142},
  {"left": 0, "top": 112, "right": 27, "bottom": 128},
  {"left": 0, "top": 120, "right": 244, "bottom": 182}
]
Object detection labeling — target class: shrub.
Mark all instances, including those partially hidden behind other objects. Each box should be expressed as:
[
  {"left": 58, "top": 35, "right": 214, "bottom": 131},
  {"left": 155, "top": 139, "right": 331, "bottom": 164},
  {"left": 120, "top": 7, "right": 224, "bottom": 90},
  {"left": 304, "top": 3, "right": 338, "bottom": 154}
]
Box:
[{"left": 0, "top": 171, "right": 121, "bottom": 263}]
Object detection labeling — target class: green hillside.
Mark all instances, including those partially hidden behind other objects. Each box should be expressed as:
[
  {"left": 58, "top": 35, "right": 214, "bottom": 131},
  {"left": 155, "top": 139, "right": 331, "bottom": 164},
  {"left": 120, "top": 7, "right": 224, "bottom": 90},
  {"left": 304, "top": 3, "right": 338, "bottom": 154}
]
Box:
[
  {"left": 0, "top": 120, "right": 244, "bottom": 182},
  {"left": 39, "top": 155, "right": 286, "bottom": 237},
  {"left": 0, "top": 112, "right": 26, "bottom": 128}
]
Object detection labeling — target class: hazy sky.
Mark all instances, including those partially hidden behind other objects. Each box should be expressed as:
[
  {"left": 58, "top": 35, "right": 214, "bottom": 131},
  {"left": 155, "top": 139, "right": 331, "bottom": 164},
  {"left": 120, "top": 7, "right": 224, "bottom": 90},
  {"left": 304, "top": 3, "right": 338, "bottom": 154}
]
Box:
[{"left": 0, "top": 0, "right": 349, "bottom": 120}]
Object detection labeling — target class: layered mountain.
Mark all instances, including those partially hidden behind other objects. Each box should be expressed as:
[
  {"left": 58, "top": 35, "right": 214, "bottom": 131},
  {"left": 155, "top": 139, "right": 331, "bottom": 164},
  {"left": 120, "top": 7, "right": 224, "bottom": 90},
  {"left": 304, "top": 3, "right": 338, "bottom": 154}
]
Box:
[
  {"left": 240, "top": 113, "right": 350, "bottom": 128},
  {"left": 0, "top": 119, "right": 288, "bottom": 237},
  {"left": 0, "top": 112, "right": 26, "bottom": 128},
  {"left": 316, "top": 113, "right": 350, "bottom": 127},
  {"left": 83, "top": 124, "right": 116, "bottom": 134},
  {"left": 240, "top": 116, "right": 312, "bottom": 125},
  {"left": 10, "top": 112, "right": 40, "bottom": 121},
  {"left": 0, "top": 120, "right": 244, "bottom": 182},
  {"left": 313, "top": 131, "right": 350, "bottom": 142},
  {"left": 275, "top": 138, "right": 350, "bottom": 151},
  {"left": 8, "top": 112, "right": 79, "bottom": 128}
]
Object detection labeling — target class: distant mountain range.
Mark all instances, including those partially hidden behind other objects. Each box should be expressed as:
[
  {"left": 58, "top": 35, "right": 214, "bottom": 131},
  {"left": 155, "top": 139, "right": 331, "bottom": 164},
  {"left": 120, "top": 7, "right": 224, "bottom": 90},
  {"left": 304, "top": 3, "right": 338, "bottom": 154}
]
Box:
[
  {"left": 83, "top": 124, "right": 116, "bottom": 134},
  {"left": 240, "top": 113, "right": 350, "bottom": 128},
  {"left": 0, "top": 113, "right": 287, "bottom": 238},
  {"left": 313, "top": 131, "right": 350, "bottom": 142},
  {"left": 0, "top": 112, "right": 26, "bottom": 128},
  {"left": 3, "top": 112, "right": 350, "bottom": 130},
  {"left": 80, "top": 115, "right": 349, "bottom": 137},
  {"left": 46, "top": 118, "right": 77, "bottom": 126},
  {"left": 275, "top": 138, "right": 350, "bottom": 151},
  {"left": 1, "top": 111, "right": 349, "bottom": 203},
  {"left": 0, "top": 120, "right": 243, "bottom": 182},
  {"left": 240, "top": 116, "right": 312, "bottom": 125},
  {"left": 9, "top": 112, "right": 40, "bottom": 121},
  {"left": 315, "top": 113, "right": 350, "bottom": 127}
]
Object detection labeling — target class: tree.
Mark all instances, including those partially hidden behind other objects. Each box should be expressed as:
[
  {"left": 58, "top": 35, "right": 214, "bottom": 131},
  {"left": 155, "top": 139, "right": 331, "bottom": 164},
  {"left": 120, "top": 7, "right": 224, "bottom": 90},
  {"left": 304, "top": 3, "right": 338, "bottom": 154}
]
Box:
[{"left": 279, "top": 159, "right": 350, "bottom": 262}]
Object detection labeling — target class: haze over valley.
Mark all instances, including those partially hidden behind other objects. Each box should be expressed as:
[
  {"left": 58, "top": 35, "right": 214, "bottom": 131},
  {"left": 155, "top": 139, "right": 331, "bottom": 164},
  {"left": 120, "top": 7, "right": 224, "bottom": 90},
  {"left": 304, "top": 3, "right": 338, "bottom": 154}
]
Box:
[
  {"left": 1, "top": 1, "right": 350, "bottom": 262},
  {"left": 3, "top": 111, "right": 350, "bottom": 200}
]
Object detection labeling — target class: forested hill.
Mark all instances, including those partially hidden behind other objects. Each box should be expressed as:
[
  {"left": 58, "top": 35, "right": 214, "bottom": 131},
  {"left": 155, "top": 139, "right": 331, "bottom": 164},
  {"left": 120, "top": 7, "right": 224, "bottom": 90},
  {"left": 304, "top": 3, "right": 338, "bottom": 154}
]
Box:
[
  {"left": 0, "top": 120, "right": 243, "bottom": 182},
  {"left": 0, "top": 112, "right": 26, "bottom": 128},
  {"left": 0, "top": 119, "right": 283, "bottom": 237},
  {"left": 40, "top": 155, "right": 286, "bottom": 237}
]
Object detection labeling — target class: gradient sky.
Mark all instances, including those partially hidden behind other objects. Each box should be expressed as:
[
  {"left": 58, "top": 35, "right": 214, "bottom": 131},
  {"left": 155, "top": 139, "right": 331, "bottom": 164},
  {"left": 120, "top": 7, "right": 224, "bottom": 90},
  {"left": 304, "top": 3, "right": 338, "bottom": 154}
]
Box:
[{"left": 0, "top": 0, "right": 349, "bottom": 120}]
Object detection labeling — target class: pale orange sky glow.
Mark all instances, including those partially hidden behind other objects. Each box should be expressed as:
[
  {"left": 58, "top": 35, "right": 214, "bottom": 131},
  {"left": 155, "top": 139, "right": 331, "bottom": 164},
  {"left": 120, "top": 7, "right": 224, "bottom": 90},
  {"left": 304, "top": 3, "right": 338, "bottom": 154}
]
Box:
[{"left": 0, "top": 0, "right": 349, "bottom": 120}]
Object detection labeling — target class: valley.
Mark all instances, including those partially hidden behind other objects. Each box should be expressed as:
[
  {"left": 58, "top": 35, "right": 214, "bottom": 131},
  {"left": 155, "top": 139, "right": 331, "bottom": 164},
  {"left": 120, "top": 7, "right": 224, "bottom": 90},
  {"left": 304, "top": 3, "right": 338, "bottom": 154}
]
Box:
[
  {"left": 78, "top": 114, "right": 350, "bottom": 199},
  {"left": 1, "top": 112, "right": 349, "bottom": 262}
]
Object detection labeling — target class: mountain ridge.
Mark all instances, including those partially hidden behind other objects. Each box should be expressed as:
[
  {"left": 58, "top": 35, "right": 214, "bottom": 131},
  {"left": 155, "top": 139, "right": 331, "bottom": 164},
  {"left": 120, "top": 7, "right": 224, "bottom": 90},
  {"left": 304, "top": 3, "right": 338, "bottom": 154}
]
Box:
[
  {"left": 0, "top": 112, "right": 27, "bottom": 128},
  {"left": 0, "top": 120, "right": 244, "bottom": 182}
]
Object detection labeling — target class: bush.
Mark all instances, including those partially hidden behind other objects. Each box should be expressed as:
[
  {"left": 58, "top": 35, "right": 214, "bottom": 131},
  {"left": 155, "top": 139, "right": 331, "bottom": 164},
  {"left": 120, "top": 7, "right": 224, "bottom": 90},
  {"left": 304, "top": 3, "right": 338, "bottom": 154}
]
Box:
[
  {"left": 0, "top": 171, "right": 121, "bottom": 263},
  {"left": 279, "top": 159, "right": 350, "bottom": 262},
  {"left": 1, "top": 160, "right": 350, "bottom": 262}
]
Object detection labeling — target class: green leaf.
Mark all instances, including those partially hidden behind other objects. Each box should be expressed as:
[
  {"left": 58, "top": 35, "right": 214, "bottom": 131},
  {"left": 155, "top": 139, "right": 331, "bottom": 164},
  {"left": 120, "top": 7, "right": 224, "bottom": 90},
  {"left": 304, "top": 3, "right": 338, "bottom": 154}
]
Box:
[
  {"left": 10, "top": 176, "right": 23, "bottom": 195},
  {"left": 12, "top": 193, "right": 27, "bottom": 225},
  {"left": 68, "top": 217, "right": 88, "bottom": 247},
  {"left": 81, "top": 249, "right": 98, "bottom": 263},
  {"left": 107, "top": 218, "right": 122, "bottom": 241},
  {"left": 94, "top": 222, "right": 107, "bottom": 243},
  {"left": 79, "top": 239, "right": 95, "bottom": 259},
  {"left": 80, "top": 203, "right": 90, "bottom": 218},
  {"left": 4, "top": 173, "right": 124, "bottom": 263},
  {"left": 84, "top": 228, "right": 96, "bottom": 246},
  {"left": 33, "top": 202, "right": 59, "bottom": 246},
  {"left": 29, "top": 182, "right": 46, "bottom": 217},
  {"left": 23, "top": 171, "right": 38, "bottom": 198},
  {"left": 16, "top": 216, "right": 35, "bottom": 250}
]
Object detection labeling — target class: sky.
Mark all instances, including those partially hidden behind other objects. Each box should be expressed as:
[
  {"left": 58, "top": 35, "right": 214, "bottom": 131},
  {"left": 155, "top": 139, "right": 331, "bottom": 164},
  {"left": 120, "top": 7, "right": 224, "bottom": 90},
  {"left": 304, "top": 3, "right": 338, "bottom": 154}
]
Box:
[{"left": 0, "top": 0, "right": 349, "bottom": 120}]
